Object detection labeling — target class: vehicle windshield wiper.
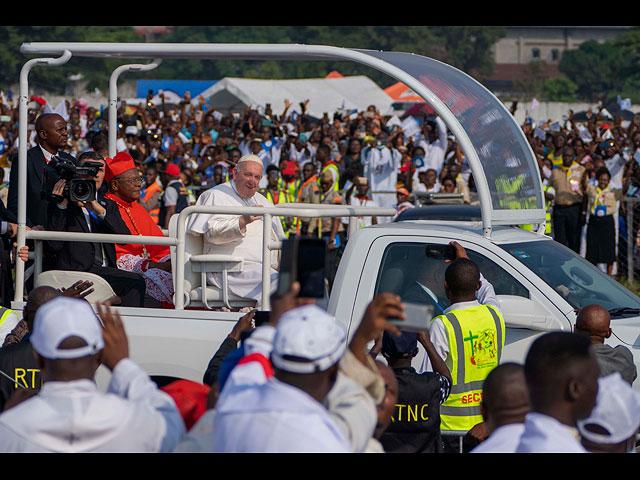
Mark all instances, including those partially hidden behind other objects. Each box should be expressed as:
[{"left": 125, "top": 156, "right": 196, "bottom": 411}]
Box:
[{"left": 608, "top": 307, "right": 640, "bottom": 317}]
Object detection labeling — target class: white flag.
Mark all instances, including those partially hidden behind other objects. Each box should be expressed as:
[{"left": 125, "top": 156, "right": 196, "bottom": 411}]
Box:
[
  {"left": 44, "top": 101, "right": 69, "bottom": 121},
  {"left": 618, "top": 96, "right": 632, "bottom": 111},
  {"left": 531, "top": 98, "right": 539, "bottom": 111},
  {"left": 400, "top": 116, "right": 420, "bottom": 139},
  {"left": 577, "top": 125, "right": 592, "bottom": 143}
]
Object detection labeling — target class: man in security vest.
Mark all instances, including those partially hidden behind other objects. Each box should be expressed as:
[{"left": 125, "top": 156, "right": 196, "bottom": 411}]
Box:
[
  {"left": 259, "top": 165, "right": 294, "bottom": 237},
  {"left": 427, "top": 242, "right": 505, "bottom": 452},
  {"left": 316, "top": 144, "right": 340, "bottom": 192},
  {"left": 140, "top": 165, "right": 163, "bottom": 225}
]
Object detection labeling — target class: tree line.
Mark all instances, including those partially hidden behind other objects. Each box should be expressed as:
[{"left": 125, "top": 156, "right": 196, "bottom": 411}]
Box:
[{"left": 2, "top": 26, "right": 639, "bottom": 105}]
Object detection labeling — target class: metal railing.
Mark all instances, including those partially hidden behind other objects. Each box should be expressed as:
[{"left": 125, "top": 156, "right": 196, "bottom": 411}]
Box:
[
  {"left": 18, "top": 204, "right": 396, "bottom": 311},
  {"left": 619, "top": 197, "right": 640, "bottom": 285}
]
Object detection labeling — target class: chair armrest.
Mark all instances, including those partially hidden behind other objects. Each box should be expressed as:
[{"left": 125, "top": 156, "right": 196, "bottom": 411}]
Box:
[{"left": 190, "top": 254, "right": 244, "bottom": 273}]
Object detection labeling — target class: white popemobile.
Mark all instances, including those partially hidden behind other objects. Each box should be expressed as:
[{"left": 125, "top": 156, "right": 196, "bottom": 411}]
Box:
[{"left": 10, "top": 41, "right": 640, "bottom": 391}]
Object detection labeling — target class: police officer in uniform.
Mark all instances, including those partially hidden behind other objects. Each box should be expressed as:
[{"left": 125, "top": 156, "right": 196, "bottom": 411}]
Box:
[
  {"left": 158, "top": 163, "right": 189, "bottom": 230},
  {"left": 425, "top": 242, "right": 505, "bottom": 452},
  {"left": 377, "top": 330, "right": 451, "bottom": 453}
]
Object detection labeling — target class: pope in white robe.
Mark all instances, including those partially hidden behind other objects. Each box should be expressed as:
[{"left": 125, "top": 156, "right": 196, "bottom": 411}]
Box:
[{"left": 186, "top": 154, "right": 287, "bottom": 307}]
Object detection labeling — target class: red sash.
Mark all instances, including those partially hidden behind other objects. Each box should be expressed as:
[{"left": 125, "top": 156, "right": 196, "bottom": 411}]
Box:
[{"left": 105, "top": 192, "right": 170, "bottom": 261}]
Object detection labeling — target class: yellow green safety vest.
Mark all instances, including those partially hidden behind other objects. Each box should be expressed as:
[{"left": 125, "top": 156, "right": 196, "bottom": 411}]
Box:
[
  {"left": 521, "top": 184, "right": 552, "bottom": 234},
  {"left": 278, "top": 178, "right": 301, "bottom": 200},
  {"left": 263, "top": 189, "right": 297, "bottom": 237},
  {"left": 438, "top": 304, "right": 505, "bottom": 433}
]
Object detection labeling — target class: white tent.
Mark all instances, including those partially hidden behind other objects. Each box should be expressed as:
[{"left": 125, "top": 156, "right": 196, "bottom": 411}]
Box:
[{"left": 196, "top": 76, "right": 394, "bottom": 119}]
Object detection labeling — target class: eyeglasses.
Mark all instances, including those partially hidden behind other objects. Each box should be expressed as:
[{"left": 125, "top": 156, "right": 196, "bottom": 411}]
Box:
[{"left": 117, "top": 176, "right": 144, "bottom": 186}]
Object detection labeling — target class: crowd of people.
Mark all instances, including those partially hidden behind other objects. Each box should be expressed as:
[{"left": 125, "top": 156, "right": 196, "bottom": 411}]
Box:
[
  {"left": 0, "top": 240, "right": 637, "bottom": 453},
  {"left": 0, "top": 90, "right": 638, "bottom": 452}
]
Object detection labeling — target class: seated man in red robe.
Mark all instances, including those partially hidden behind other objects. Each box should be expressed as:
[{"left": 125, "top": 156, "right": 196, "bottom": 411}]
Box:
[{"left": 104, "top": 152, "right": 174, "bottom": 305}]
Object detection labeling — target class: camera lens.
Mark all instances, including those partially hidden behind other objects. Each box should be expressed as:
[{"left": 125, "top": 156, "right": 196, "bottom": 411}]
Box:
[
  {"left": 70, "top": 179, "right": 94, "bottom": 203},
  {"left": 73, "top": 182, "right": 88, "bottom": 197}
]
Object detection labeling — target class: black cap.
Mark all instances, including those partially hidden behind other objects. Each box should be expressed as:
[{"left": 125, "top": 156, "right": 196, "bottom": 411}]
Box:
[{"left": 382, "top": 331, "right": 418, "bottom": 359}]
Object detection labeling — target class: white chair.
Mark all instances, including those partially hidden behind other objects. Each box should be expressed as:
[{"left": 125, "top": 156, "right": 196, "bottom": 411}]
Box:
[
  {"left": 35, "top": 270, "right": 119, "bottom": 304},
  {"left": 169, "top": 214, "right": 257, "bottom": 310}
]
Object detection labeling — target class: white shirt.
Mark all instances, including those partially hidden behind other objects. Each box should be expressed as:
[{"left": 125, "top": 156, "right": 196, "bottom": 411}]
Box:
[
  {"left": 39, "top": 144, "right": 55, "bottom": 163},
  {"left": 212, "top": 376, "right": 351, "bottom": 453},
  {"left": 414, "top": 182, "right": 441, "bottom": 194},
  {"left": 0, "top": 358, "right": 185, "bottom": 453},
  {"left": 470, "top": 423, "right": 525, "bottom": 453},
  {"left": 515, "top": 412, "right": 588, "bottom": 453},
  {"left": 416, "top": 116, "right": 448, "bottom": 174},
  {"left": 363, "top": 146, "right": 400, "bottom": 191},
  {"left": 341, "top": 195, "right": 378, "bottom": 227},
  {"left": 362, "top": 145, "right": 401, "bottom": 216}
]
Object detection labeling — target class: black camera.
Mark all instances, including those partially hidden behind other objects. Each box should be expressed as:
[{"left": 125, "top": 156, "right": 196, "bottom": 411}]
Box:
[{"left": 43, "top": 156, "right": 102, "bottom": 203}]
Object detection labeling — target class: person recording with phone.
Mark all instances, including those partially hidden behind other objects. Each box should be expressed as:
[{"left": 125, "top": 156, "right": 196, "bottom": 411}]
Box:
[
  {"left": 47, "top": 151, "right": 147, "bottom": 308},
  {"left": 374, "top": 328, "right": 452, "bottom": 453}
]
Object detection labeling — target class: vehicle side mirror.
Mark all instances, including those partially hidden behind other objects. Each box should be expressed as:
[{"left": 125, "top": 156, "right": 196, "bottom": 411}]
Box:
[{"left": 497, "top": 295, "right": 554, "bottom": 330}]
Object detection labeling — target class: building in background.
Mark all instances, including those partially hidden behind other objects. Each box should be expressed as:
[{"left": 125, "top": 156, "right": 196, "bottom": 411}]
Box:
[{"left": 485, "top": 26, "right": 633, "bottom": 96}]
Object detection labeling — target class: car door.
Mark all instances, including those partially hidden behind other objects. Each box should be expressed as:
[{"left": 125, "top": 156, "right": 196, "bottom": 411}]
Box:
[{"left": 356, "top": 233, "right": 571, "bottom": 368}]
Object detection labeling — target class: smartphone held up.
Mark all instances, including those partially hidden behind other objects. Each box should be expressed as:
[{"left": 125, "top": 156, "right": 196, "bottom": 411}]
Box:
[
  {"left": 277, "top": 237, "right": 327, "bottom": 299},
  {"left": 387, "top": 302, "right": 434, "bottom": 332}
]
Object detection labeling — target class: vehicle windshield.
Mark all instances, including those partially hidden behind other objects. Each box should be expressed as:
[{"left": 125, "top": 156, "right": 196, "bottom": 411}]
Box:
[{"left": 500, "top": 240, "right": 640, "bottom": 317}]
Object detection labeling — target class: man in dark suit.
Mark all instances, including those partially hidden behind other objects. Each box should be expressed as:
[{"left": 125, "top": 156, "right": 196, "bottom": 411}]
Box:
[
  {"left": 46, "top": 151, "right": 147, "bottom": 308},
  {"left": 7, "top": 113, "right": 77, "bottom": 230},
  {"left": 0, "top": 200, "right": 19, "bottom": 307},
  {"left": 402, "top": 255, "right": 449, "bottom": 317}
]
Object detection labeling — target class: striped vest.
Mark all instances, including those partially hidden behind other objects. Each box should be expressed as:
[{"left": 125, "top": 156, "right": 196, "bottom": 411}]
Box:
[{"left": 437, "top": 304, "right": 505, "bottom": 433}]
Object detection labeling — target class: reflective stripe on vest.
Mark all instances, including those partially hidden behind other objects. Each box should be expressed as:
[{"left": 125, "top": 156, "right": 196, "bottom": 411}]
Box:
[
  {"left": 439, "top": 304, "right": 505, "bottom": 433},
  {"left": 0, "top": 306, "right": 14, "bottom": 327}
]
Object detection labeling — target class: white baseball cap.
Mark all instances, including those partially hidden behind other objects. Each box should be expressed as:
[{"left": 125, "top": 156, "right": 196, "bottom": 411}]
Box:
[
  {"left": 31, "top": 297, "right": 105, "bottom": 359},
  {"left": 270, "top": 304, "right": 346, "bottom": 374},
  {"left": 578, "top": 372, "right": 640, "bottom": 444}
]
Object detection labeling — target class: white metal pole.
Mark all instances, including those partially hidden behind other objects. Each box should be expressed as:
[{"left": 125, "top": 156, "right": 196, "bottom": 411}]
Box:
[
  {"left": 14, "top": 50, "right": 72, "bottom": 304},
  {"left": 108, "top": 59, "right": 162, "bottom": 158},
  {"left": 262, "top": 213, "right": 272, "bottom": 311}
]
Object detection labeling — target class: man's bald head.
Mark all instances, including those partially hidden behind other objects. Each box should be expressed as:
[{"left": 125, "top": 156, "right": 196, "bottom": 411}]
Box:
[
  {"left": 24, "top": 286, "right": 62, "bottom": 331},
  {"left": 575, "top": 304, "right": 611, "bottom": 344},
  {"left": 34, "top": 113, "right": 64, "bottom": 132},
  {"left": 481, "top": 363, "right": 530, "bottom": 433},
  {"left": 34, "top": 113, "right": 68, "bottom": 152}
]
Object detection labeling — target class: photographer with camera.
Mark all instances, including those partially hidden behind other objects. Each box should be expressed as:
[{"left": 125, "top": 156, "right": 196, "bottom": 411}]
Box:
[{"left": 46, "top": 151, "right": 147, "bottom": 308}]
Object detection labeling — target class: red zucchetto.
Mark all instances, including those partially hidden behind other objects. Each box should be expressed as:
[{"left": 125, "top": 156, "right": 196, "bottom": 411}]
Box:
[{"left": 105, "top": 151, "right": 137, "bottom": 182}]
